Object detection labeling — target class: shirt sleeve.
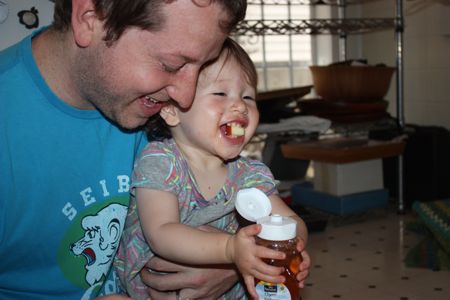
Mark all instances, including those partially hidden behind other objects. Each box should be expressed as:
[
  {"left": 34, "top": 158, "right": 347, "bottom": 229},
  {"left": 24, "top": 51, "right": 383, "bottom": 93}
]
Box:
[
  {"left": 238, "top": 157, "right": 279, "bottom": 197},
  {"left": 131, "top": 141, "right": 180, "bottom": 195}
]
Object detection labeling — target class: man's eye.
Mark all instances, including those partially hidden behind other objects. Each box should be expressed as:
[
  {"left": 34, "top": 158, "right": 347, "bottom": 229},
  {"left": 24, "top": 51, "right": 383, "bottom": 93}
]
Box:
[{"left": 163, "top": 63, "right": 183, "bottom": 73}]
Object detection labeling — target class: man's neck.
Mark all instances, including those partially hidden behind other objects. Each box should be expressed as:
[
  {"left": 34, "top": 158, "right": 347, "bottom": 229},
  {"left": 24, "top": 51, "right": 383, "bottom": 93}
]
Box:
[{"left": 32, "top": 28, "right": 85, "bottom": 109}]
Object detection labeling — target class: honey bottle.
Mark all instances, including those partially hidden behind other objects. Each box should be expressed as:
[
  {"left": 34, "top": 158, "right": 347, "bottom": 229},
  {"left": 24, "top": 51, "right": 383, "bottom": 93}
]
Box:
[{"left": 236, "top": 188, "right": 302, "bottom": 300}]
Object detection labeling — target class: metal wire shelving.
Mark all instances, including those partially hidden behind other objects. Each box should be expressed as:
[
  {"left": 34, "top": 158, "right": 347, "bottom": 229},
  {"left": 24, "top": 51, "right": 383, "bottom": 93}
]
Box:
[{"left": 235, "top": 0, "right": 406, "bottom": 213}]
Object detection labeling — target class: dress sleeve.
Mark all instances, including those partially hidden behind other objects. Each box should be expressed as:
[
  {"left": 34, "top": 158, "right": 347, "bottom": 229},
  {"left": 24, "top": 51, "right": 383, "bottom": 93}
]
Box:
[
  {"left": 238, "top": 157, "right": 279, "bottom": 197},
  {"left": 131, "top": 141, "right": 179, "bottom": 194}
]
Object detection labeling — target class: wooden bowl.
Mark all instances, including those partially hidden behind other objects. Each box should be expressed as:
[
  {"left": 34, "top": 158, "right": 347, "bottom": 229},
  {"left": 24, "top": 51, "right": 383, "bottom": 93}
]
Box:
[
  {"left": 309, "top": 65, "right": 395, "bottom": 102},
  {"left": 256, "top": 86, "right": 312, "bottom": 123}
]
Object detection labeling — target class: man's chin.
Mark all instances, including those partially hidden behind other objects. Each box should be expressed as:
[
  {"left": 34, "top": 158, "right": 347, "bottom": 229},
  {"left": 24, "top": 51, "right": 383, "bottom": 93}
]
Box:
[
  {"left": 108, "top": 116, "right": 148, "bottom": 133},
  {"left": 121, "top": 122, "right": 147, "bottom": 132}
]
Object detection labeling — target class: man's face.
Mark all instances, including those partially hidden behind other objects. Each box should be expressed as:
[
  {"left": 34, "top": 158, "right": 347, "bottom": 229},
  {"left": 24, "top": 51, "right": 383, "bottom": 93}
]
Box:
[{"left": 74, "top": 1, "right": 228, "bottom": 129}]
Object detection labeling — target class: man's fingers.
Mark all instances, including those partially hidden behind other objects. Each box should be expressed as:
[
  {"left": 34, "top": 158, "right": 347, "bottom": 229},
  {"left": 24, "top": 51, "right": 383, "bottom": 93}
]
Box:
[
  {"left": 141, "top": 268, "right": 191, "bottom": 292},
  {"left": 146, "top": 288, "right": 174, "bottom": 300},
  {"left": 144, "top": 256, "right": 186, "bottom": 273}
]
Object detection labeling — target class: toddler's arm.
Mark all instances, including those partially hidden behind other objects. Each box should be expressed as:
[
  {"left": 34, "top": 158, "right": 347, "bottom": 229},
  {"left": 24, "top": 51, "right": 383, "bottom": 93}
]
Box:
[
  {"left": 136, "top": 187, "right": 285, "bottom": 295},
  {"left": 269, "top": 194, "right": 308, "bottom": 243}
]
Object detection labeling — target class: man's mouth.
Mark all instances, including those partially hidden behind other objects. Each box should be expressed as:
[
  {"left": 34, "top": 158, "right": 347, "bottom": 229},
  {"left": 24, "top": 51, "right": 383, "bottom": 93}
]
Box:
[
  {"left": 142, "top": 95, "right": 161, "bottom": 107},
  {"left": 138, "top": 95, "right": 166, "bottom": 118}
]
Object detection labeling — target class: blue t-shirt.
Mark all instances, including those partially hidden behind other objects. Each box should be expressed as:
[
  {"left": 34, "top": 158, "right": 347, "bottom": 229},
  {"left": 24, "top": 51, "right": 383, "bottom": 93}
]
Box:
[{"left": 0, "top": 29, "right": 146, "bottom": 299}]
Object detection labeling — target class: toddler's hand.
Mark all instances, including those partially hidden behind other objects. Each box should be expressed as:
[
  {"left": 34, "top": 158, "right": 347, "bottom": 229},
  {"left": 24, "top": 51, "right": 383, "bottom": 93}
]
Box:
[{"left": 226, "top": 224, "right": 286, "bottom": 299}]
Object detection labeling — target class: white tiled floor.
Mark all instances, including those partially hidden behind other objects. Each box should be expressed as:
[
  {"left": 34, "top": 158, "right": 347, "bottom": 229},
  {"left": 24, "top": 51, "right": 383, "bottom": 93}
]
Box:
[{"left": 301, "top": 207, "right": 450, "bottom": 300}]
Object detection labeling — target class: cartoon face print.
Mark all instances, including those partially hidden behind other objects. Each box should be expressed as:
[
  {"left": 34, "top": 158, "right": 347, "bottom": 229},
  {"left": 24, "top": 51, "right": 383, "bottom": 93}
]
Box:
[{"left": 70, "top": 203, "right": 127, "bottom": 286}]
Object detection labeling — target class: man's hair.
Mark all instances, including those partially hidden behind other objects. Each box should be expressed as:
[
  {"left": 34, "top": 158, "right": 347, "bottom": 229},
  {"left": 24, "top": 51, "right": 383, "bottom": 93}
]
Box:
[
  {"left": 145, "top": 37, "right": 258, "bottom": 141},
  {"left": 52, "top": 0, "right": 247, "bottom": 44}
]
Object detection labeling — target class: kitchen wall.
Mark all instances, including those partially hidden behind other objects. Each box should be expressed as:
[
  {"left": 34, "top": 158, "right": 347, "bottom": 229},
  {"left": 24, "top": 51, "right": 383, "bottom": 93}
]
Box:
[
  {"left": 348, "top": 0, "right": 450, "bottom": 130},
  {"left": 0, "top": 0, "right": 54, "bottom": 51}
]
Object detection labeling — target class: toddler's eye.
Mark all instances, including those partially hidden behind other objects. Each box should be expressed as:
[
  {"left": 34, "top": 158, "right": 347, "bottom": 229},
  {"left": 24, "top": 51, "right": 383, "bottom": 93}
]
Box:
[
  {"left": 213, "top": 92, "right": 226, "bottom": 96},
  {"left": 243, "top": 95, "right": 255, "bottom": 101}
]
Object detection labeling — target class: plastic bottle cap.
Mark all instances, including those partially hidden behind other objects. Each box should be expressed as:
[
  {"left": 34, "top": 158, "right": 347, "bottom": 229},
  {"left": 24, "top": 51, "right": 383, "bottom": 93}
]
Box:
[
  {"left": 235, "top": 188, "right": 272, "bottom": 222},
  {"left": 236, "top": 188, "right": 297, "bottom": 241},
  {"left": 257, "top": 214, "right": 297, "bottom": 241}
]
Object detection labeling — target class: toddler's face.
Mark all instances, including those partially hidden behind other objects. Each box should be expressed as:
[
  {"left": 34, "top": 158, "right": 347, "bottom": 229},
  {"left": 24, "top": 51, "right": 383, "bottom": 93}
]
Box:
[{"left": 173, "top": 52, "right": 259, "bottom": 161}]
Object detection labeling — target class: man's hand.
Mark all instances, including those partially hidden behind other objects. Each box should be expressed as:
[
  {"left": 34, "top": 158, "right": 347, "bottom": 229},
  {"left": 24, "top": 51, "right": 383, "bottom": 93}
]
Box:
[{"left": 140, "top": 256, "right": 238, "bottom": 300}]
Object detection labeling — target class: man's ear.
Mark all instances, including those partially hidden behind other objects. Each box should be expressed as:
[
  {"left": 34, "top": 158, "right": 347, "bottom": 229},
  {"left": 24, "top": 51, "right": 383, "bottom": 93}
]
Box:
[
  {"left": 159, "top": 105, "right": 180, "bottom": 127},
  {"left": 71, "top": 0, "right": 100, "bottom": 47}
]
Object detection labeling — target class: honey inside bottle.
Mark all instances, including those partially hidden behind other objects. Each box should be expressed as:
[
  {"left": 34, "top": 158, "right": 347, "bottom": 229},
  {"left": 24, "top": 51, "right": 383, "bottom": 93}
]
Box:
[
  {"left": 256, "top": 236, "right": 302, "bottom": 300},
  {"left": 235, "top": 189, "right": 304, "bottom": 300}
]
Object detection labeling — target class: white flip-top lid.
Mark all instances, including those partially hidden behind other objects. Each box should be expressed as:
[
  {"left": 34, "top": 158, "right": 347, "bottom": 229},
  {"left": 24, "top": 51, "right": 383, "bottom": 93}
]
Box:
[
  {"left": 236, "top": 188, "right": 297, "bottom": 241},
  {"left": 236, "top": 188, "right": 272, "bottom": 222}
]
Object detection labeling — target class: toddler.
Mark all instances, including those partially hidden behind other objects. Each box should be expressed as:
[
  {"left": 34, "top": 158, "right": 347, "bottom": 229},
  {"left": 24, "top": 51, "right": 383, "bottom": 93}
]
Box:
[{"left": 114, "top": 38, "right": 309, "bottom": 300}]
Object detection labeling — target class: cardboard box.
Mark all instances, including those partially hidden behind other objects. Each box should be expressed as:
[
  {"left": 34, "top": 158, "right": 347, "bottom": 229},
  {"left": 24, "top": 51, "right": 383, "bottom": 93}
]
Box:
[{"left": 313, "top": 159, "right": 383, "bottom": 196}]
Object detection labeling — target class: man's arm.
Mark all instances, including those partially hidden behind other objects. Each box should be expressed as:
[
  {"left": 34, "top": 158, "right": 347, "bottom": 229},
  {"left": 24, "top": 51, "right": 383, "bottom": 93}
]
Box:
[
  {"left": 140, "top": 224, "right": 240, "bottom": 300},
  {"left": 141, "top": 257, "right": 239, "bottom": 300}
]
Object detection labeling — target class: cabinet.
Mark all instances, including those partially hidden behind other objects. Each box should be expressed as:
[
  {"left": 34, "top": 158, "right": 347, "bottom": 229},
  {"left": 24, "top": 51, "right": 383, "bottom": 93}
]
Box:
[{"left": 234, "top": 0, "right": 406, "bottom": 212}]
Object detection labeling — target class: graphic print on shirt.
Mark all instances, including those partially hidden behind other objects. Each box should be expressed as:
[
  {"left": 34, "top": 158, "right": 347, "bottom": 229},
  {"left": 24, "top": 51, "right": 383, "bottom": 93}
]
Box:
[{"left": 57, "top": 198, "right": 128, "bottom": 297}]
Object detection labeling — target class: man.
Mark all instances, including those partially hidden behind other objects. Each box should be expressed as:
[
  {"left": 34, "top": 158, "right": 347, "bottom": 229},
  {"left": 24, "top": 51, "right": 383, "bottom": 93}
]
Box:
[{"left": 0, "top": 0, "right": 247, "bottom": 299}]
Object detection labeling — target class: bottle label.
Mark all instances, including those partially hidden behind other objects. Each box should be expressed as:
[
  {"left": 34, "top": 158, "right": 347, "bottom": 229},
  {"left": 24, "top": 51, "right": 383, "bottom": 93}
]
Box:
[{"left": 255, "top": 280, "right": 291, "bottom": 300}]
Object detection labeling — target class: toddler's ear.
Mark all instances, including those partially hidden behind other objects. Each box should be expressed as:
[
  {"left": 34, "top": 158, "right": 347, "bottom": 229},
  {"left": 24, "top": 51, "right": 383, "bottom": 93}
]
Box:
[{"left": 159, "top": 105, "right": 180, "bottom": 126}]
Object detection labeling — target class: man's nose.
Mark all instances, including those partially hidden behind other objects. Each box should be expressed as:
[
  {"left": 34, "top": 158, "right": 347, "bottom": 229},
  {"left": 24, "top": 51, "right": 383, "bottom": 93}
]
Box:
[{"left": 167, "top": 68, "right": 199, "bottom": 109}]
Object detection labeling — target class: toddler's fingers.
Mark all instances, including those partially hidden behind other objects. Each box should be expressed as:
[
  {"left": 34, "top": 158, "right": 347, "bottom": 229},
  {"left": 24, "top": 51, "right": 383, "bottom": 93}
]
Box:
[
  {"left": 238, "top": 223, "right": 261, "bottom": 237},
  {"left": 251, "top": 257, "right": 284, "bottom": 277},
  {"left": 252, "top": 268, "right": 285, "bottom": 285},
  {"left": 256, "top": 245, "right": 285, "bottom": 261},
  {"left": 299, "top": 251, "right": 311, "bottom": 271},
  {"left": 297, "top": 269, "right": 310, "bottom": 288},
  {"left": 296, "top": 238, "right": 306, "bottom": 252}
]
